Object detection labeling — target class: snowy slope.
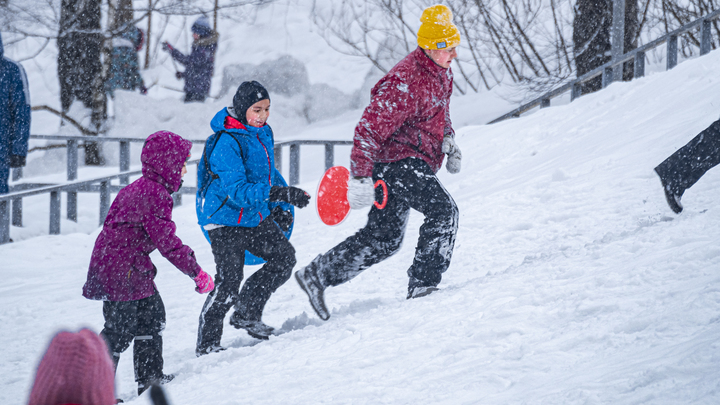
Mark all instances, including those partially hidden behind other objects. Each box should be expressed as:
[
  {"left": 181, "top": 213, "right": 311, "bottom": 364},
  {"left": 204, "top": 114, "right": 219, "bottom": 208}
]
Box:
[{"left": 4, "top": 38, "right": 720, "bottom": 405}]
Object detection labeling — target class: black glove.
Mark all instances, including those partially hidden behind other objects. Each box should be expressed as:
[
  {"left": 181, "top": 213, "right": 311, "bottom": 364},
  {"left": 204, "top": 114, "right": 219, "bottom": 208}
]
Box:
[
  {"left": 161, "top": 41, "right": 173, "bottom": 52},
  {"left": 9, "top": 155, "right": 26, "bottom": 168},
  {"left": 140, "top": 85, "right": 148, "bottom": 95},
  {"left": 270, "top": 206, "right": 293, "bottom": 232},
  {"left": 175, "top": 71, "right": 183, "bottom": 80},
  {"left": 269, "top": 185, "right": 310, "bottom": 208}
]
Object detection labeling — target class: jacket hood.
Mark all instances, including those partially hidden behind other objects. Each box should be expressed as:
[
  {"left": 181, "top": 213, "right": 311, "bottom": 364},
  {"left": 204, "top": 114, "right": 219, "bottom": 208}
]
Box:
[
  {"left": 0, "top": 32, "right": 4, "bottom": 59},
  {"left": 210, "top": 107, "right": 264, "bottom": 135},
  {"left": 141, "top": 131, "right": 192, "bottom": 193}
]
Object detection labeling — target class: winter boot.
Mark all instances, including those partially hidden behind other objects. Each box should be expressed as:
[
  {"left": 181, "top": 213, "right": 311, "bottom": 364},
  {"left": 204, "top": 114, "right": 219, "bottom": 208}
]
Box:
[
  {"left": 407, "top": 286, "right": 439, "bottom": 299},
  {"left": 229, "top": 312, "right": 274, "bottom": 340},
  {"left": 655, "top": 168, "right": 683, "bottom": 214},
  {"left": 295, "top": 256, "right": 330, "bottom": 320},
  {"left": 138, "top": 373, "right": 174, "bottom": 396},
  {"left": 195, "top": 344, "right": 226, "bottom": 357}
]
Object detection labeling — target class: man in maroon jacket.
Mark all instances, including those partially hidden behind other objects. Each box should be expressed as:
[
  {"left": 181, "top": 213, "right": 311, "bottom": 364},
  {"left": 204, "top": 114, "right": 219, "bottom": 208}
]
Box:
[{"left": 296, "top": 5, "right": 463, "bottom": 321}]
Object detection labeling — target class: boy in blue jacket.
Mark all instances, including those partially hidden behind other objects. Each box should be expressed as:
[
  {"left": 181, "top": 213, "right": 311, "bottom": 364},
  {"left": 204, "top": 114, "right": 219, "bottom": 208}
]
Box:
[{"left": 195, "top": 81, "right": 310, "bottom": 354}]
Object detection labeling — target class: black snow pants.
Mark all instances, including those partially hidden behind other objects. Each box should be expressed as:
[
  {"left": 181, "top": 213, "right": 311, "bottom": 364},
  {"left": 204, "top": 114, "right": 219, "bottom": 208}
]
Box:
[
  {"left": 655, "top": 118, "right": 720, "bottom": 196},
  {"left": 197, "top": 217, "right": 296, "bottom": 351},
  {"left": 315, "top": 157, "right": 459, "bottom": 292},
  {"left": 100, "top": 292, "right": 166, "bottom": 384}
]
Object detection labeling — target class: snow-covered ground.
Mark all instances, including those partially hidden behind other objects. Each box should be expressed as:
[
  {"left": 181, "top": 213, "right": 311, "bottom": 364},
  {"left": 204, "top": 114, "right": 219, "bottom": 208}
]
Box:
[{"left": 4, "top": 2, "right": 720, "bottom": 404}]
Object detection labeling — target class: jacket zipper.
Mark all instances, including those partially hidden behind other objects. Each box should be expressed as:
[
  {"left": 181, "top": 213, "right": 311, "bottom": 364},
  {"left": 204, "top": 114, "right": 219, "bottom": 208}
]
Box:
[
  {"left": 209, "top": 196, "right": 229, "bottom": 218},
  {"left": 257, "top": 134, "right": 272, "bottom": 185}
]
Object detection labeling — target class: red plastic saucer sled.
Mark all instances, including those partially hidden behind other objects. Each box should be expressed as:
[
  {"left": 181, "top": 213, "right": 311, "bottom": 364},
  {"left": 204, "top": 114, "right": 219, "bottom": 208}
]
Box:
[{"left": 316, "top": 166, "right": 388, "bottom": 226}]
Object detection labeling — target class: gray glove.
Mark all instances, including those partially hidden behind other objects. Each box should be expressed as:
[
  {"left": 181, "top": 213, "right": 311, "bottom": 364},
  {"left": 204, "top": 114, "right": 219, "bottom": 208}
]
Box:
[
  {"left": 442, "top": 136, "right": 461, "bottom": 174},
  {"left": 347, "top": 177, "right": 375, "bottom": 209}
]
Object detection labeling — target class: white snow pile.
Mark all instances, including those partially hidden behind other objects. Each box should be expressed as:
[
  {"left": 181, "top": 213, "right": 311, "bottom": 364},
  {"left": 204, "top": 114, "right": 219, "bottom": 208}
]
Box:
[{"left": 4, "top": 33, "right": 720, "bottom": 405}]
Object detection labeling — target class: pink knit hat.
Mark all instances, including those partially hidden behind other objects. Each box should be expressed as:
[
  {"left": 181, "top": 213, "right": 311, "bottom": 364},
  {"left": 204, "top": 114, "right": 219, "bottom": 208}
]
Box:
[{"left": 28, "top": 329, "right": 115, "bottom": 405}]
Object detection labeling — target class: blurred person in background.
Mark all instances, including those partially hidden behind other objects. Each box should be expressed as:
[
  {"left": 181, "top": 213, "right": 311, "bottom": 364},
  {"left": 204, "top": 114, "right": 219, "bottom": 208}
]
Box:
[
  {"left": 106, "top": 26, "right": 148, "bottom": 97},
  {"left": 27, "top": 328, "right": 116, "bottom": 405},
  {"left": 162, "top": 16, "right": 218, "bottom": 103},
  {"left": 0, "top": 32, "right": 31, "bottom": 196}
]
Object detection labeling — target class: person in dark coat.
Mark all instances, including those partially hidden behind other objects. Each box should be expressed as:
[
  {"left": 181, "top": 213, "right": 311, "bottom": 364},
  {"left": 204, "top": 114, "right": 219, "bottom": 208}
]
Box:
[
  {"left": 195, "top": 81, "right": 310, "bottom": 354},
  {"left": 0, "top": 33, "right": 31, "bottom": 195},
  {"left": 106, "top": 26, "right": 147, "bottom": 96},
  {"left": 82, "top": 130, "right": 214, "bottom": 396},
  {"left": 295, "top": 5, "right": 462, "bottom": 321},
  {"left": 655, "top": 118, "right": 720, "bottom": 214},
  {"left": 162, "top": 16, "right": 218, "bottom": 103}
]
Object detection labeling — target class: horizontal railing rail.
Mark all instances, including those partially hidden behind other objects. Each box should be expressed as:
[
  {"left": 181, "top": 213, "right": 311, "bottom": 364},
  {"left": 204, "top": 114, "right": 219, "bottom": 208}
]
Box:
[
  {"left": 0, "top": 159, "right": 201, "bottom": 244},
  {"left": 2, "top": 138, "right": 353, "bottom": 244},
  {"left": 488, "top": 8, "right": 720, "bottom": 124},
  {"left": 274, "top": 140, "right": 353, "bottom": 185}
]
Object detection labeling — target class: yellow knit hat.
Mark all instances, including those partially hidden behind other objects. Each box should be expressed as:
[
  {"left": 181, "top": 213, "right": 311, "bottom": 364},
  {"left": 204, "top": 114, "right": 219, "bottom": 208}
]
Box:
[{"left": 417, "top": 4, "right": 461, "bottom": 50}]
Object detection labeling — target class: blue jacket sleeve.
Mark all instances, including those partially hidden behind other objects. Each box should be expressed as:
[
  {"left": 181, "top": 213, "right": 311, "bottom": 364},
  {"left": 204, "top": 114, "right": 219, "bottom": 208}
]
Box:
[
  {"left": 210, "top": 135, "right": 272, "bottom": 208},
  {"left": 169, "top": 47, "right": 190, "bottom": 66},
  {"left": 10, "top": 63, "right": 30, "bottom": 157}
]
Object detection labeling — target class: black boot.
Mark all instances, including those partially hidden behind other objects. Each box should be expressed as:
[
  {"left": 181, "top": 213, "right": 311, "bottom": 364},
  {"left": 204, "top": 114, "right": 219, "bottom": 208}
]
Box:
[
  {"left": 295, "top": 256, "right": 330, "bottom": 321},
  {"left": 138, "top": 373, "right": 175, "bottom": 396}
]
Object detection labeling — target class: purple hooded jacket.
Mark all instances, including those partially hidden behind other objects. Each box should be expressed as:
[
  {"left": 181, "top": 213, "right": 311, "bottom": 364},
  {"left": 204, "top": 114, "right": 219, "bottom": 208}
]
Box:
[{"left": 83, "top": 131, "right": 201, "bottom": 302}]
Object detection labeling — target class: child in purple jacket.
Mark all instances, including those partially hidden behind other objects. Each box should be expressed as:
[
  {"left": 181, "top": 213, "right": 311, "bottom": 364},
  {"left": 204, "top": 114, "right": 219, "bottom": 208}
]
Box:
[{"left": 82, "top": 130, "right": 214, "bottom": 396}]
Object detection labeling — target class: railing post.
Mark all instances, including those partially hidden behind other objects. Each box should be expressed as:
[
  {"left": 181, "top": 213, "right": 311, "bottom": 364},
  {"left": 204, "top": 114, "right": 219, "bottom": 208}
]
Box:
[
  {"left": 119, "top": 141, "right": 130, "bottom": 185},
  {"left": 602, "top": 66, "right": 614, "bottom": 88},
  {"left": 0, "top": 200, "right": 9, "bottom": 244},
  {"left": 571, "top": 82, "right": 581, "bottom": 102},
  {"left": 667, "top": 35, "right": 678, "bottom": 69},
  {"left": 540, "top": 98, "right": 550, "bottom": 109},
  {"left": 67, "top": 139, "right": 78, "bottom": 222},
  {"left": 67, "top": 140, "right": 78, "bottom": 181},
  {"left": 700, "top": 20, "right": 712, "bottom": 56},
  {"left": 634, "top": 51, "right": 645, "bottom": 78},
  {"left": 50, "top": 191, "right": 61, "bottom": 235},
  {"left": 11, "top": 198, "right": 22, "bottom": 227},
  {"left": 611, "top": 0, "right": 626, "bottom": 80},
  {"left": 274, "top": 144, "right": 282, "bottom": 173},
  {"left": 11, "top": 166, "right": 22, "bottom": 227},
  {"left": 289, "top": 143, "right": 300, "bottom": 185},
  {"left": 172, "top": 193, "right": 182, "bottom": 207},
  {"left": 99, "top": 181, "right": 110, "bottom": 226},
  {"left": 324, "top": 143, "right": 334, "bottom": 171}
]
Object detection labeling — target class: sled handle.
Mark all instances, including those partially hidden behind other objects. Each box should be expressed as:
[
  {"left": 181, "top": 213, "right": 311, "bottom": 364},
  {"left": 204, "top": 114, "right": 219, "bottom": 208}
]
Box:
[{"left": 374, "top": 179, "right": 388, "bottom": 209}]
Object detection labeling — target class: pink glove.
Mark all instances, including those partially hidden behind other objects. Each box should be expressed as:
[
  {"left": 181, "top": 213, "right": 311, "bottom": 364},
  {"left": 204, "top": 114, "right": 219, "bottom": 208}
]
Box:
[{"left": 194, "top": 270, "right": 214, "bottom": 294}]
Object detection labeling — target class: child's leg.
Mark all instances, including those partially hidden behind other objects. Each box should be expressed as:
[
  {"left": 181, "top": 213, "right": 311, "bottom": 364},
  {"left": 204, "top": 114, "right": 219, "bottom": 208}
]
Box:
[
  {"left": 133, "top": 293, "right": 166, "bottom": 385},
  {"left": 235, "top": 217, "right": 296, "bottom": 322},
  {"left": 100, "top": 300, "right": 139, "bottom": 374},
  {"left": 197, "top": 227, "right": 247, "bottom": 353}
]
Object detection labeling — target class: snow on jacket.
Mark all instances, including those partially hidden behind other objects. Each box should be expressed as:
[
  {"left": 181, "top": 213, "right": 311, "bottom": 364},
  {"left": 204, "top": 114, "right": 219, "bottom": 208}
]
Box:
[
  {"left": 83, "top": 131, "right": 201, "bottom": 302},
  {"left": 105, "top": 29, "right": 144, "bottom": 95},
  {"left": 169, "top": 33, "right": 218, "bottom": 97},
  {"left": 350, "top": 46, "right": 455, "bottom": 178},
  {"left": 0, "top": 33, "right": 31, "bottom": 193},
  {"left": 196, "top": 108, "right": 290, "bottom": 229}
]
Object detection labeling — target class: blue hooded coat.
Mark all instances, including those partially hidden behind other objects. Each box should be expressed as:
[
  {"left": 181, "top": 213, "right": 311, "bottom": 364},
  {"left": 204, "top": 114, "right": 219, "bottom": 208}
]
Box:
[
  {"left": 0, "top": 34, "right": 31, "bottom": 194},
  {"left": 196, "top": 108, "right": 290, "bottom": 228}
]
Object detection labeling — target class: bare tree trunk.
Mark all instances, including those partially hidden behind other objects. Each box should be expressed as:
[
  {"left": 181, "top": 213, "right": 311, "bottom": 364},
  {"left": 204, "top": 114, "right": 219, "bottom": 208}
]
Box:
[{"left": 145, "top": 0, "right": 152, "bottom": 69}]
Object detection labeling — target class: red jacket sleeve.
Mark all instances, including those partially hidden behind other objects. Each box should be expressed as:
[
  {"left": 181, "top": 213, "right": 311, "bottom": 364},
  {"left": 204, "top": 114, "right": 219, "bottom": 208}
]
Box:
[
  {"left": 143, "top": 192, "right": 201, "bottom": 278},
  {"left": 350, "top": 75, "right": 416, "bottom": 177}
]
